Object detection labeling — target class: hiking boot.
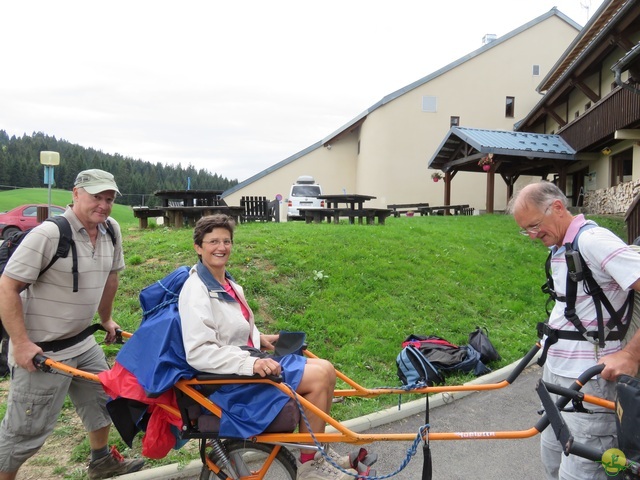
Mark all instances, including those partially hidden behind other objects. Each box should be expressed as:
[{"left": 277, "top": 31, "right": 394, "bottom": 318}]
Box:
[
  {"left": 324, "top": 444, "right": 378, "bottom": 471},
  {"left": 297, "top": 451, "right": 357, "bottom": 480},
  {"left": 87, "top": 446, "right": 145, "bottom": 479}
]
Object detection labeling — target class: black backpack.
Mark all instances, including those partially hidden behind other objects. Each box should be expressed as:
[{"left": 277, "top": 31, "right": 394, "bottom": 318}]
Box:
[
  {"left": 0, "top": 216, "right": 115, "bottom": 376},
  {"left": 401, "top": 334, "right": 491, "bottom": 377},
  {"left": 0, "top": 216, "right": 78, "bottom": 290}
]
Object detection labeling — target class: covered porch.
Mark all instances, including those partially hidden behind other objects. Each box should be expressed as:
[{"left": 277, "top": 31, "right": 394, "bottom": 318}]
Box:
[{"left": 427, "top": 127, "right": 577, "bottom": 213}]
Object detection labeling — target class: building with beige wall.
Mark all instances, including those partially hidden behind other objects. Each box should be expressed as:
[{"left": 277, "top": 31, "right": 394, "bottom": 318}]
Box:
[{"left": 222, "top": 8, "right": 581, "bottom": 218}]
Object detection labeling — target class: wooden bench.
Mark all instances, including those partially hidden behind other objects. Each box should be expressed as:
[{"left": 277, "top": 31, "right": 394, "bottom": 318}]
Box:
[
  {"left": 387, "top": 203, "right": 430, "bottom": 217},
  {"left": 419, "top": 204, "right": 474, "bottom": 216},
  {"left": 299, "top": 208, "right": 392, "bottom": 225}
]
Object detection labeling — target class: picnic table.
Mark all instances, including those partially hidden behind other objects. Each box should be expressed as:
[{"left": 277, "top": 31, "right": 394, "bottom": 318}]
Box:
[
  {"left": 300, "top": 194, "right": 392, "bottom": 225},
  {"left": 154, "top": 189, "right": 226, "bottom": 208},
  {"left": 419, "top": 204, "right": 475, "bottom": 216},
  {"left": 133, "top": 190, "right": 243, "bottom": 228}
]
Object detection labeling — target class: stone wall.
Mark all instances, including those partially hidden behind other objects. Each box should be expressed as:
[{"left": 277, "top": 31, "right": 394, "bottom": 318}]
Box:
[{"left": 583, "top": 180, "right": 640, "bottom": 214}]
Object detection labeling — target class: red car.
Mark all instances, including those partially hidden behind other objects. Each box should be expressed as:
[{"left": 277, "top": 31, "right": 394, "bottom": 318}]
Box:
[{"left": 0, "top": 204, "right": 66, "bottom": 239}]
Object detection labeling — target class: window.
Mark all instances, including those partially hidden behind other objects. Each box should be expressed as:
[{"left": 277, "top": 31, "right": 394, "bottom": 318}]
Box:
[
  {"left": 585, "top": 102, "right": 591, "bottom": 111},
  {"left": 532, "top": 65, "right": 540, "bottom": 76},
  {"left": 612, "top": 149, "right": 633, "bottom": 186},
  {"left": 505, "top": 96, "right": 515, "bottom": 118},
  {"left": 23, "top": 207, "right": 37, "bottom": 217},
  {"left": 575, "top": 111, "right": 580, "bottom": 119},
  {"left": 450, "top": 116, "right": 460, "bottom": 127},
  {"left": 422, "top": 96, "right": 437, "bottom": 112}
]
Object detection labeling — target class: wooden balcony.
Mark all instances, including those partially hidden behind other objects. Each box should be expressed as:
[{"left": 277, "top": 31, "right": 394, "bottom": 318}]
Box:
[{"left": 558, "top": 86, "right": 640, "bottom": 151}]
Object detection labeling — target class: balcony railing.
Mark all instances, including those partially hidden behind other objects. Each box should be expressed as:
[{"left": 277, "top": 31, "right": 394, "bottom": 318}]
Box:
[{"left": 558, "top": 86, "right": 640, "bottom": 151}]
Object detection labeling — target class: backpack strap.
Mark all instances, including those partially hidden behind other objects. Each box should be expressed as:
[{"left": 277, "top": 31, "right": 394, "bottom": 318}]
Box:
[
  {"left": 538, "top": 223, "right": 634, "bottom": 360},
  {"left": 44, "top": 216, "right": 79, "bottom": 292},
  {"left": 105, "top": 219, "right": 117, "bottom": 246},
  {"left": 564, "top": 225, "right": 634, "bottom": 347},
  {"left": 542, "top": 250, "right": 561, "bottom": 316}
]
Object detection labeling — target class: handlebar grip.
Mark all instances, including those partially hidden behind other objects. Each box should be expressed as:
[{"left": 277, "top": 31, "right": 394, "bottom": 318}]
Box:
[
  {"left": 506, "top": 343, "right": 541, "bottom": 384},
  {"left": 32, "top": 354, "right": 49, "bottom": 371},
  {"left": 575, "top": 364, "right": 604, "bottom": 384},
  {"left": 534, "top": 363, "right": 606, "bottom": 433}
]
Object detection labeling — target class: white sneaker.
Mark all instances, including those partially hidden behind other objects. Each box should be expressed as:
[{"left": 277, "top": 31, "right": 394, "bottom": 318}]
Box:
[
  {"left": 323, "top": 444, "right": 378, "bottom": 474},
  {"left": 297, "top": 451, "right": 357, "bottom": 480}
]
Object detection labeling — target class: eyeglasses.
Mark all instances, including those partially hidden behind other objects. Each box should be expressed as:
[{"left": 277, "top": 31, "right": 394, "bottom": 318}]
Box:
[
  {"left": 519, "top": 205, "right": 551, "bottom": 236},
  {"left": 203, "top": 239, "right": 233, "bottom": 247}
]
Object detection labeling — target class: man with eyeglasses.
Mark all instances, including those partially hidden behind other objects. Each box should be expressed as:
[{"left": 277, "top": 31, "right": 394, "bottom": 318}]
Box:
[{"left": 509, "top": 181, "right": 640, "bottom": 480}]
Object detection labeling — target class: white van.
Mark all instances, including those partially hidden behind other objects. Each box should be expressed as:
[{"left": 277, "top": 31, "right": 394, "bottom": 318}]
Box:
[{"left": 287, "top": 176, "right": 323, "bottom": 221}]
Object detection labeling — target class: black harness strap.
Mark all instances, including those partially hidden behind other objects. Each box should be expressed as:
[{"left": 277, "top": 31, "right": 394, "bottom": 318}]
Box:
[
  {"left": 35, "top": 324, "right": 106, "bottom": 353},
  {"left": 538, "top": 224, "right": 635, "bottom": 365}
]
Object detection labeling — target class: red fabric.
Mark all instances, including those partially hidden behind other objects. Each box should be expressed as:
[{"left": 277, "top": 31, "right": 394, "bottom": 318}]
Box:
[{"left": 98, "top": 362, "right": 183, "bottom": 459}]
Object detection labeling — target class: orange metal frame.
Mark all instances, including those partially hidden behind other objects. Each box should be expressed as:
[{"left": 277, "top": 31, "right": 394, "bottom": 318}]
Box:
[
  {"left": 39, "top": 343, "right": 613, "bottom": 447},
  {"left": 35, "top": 335, "right": 620, "bottom": 478}
]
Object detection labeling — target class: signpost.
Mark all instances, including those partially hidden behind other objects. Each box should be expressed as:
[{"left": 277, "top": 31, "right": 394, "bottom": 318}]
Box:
[{"left": 40, "top": 151, "right": 60, "bottom": 218}]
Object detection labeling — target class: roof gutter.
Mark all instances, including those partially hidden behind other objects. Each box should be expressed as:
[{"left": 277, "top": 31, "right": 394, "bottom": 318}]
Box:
[{"left": 612, "top": 42, "right": 640, "bottom": 95}]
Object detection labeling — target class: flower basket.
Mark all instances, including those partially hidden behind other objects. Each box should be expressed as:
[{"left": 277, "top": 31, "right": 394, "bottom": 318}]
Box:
[
  {"left": 478, "top": 153, "right": 494, "bottom": 171},
  {"left": 431, "top": 172, "right": 444, "bottom": 182}
]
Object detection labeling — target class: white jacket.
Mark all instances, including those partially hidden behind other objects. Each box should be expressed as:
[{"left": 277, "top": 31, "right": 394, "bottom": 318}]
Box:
[{"left": 179, "top": 265, "right": 260, "bottom": 375}]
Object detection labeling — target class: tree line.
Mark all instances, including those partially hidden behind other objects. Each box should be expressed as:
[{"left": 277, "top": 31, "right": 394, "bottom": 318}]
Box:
[{"left": 0, "top": 130, "right": 238, "bottom": 207}]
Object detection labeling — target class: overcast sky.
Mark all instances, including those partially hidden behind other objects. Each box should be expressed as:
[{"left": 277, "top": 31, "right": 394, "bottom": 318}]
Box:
[{"left": 1, "top": 0, "right": 604, "bottom": 183}]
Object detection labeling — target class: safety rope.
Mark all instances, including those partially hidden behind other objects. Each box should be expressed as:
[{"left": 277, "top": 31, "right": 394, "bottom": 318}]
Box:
[{"left": 286, "top": 383, "right": 429, "bottom": 479}]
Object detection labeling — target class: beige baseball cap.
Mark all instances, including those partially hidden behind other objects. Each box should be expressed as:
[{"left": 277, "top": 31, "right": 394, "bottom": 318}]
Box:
[{"left": 74, "top": 169, "right": 120, "bottom": 195}]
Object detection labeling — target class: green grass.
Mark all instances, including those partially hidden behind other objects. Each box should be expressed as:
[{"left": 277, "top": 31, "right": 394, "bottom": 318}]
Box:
[{"left": 0, "top": 189, "right": 628, "bottom": 476}]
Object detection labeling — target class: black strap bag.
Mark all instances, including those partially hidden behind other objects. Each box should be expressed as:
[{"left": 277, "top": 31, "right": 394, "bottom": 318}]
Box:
[
  {"left": 616, "top": 374, "right": 640, "bottom": 465},
  {"left": 468, "top": 326, "right": 501, "bottom": 364}
]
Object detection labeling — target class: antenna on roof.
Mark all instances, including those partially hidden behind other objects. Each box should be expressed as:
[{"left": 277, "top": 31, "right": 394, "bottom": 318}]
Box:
[{"left": 580, "top": 0, "right": 591, "bottom": 23}]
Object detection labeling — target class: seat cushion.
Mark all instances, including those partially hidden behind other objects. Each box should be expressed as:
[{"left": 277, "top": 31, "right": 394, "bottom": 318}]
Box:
[{"left": 196, "top": 397, "right": 300, "bottom": 434}]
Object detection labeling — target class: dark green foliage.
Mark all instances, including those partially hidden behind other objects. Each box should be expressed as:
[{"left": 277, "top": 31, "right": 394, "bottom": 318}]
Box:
[{"left": 0, "top": 130, "right": 238, "bottom": 207}]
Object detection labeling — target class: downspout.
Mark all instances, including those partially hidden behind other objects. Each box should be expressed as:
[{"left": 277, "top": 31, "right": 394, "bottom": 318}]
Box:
[{"left": 612, "top": 43, "right": 640, "bottom": 96}]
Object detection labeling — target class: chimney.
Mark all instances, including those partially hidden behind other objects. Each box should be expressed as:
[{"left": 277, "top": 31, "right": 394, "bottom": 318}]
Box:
[{"left": 482, "top": 34, "right": 497, "bottom": 45}]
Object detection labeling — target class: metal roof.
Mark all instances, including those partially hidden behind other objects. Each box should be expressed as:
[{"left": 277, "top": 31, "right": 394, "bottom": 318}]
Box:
[{"left": 428, "top": 127, "right": 576, "bottom": 175}]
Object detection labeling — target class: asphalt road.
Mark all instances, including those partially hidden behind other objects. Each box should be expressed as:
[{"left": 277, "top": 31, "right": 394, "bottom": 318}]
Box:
[{"left": 332, "top": 363, "right": 545, "bottom": 480}]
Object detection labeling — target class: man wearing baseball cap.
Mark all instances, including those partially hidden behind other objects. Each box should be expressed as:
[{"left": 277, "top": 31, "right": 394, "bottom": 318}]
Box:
[
  {"left": 0, "top": 169, "right": 144, "bottom": 479},
  {"left": 74, "top": 168, "right": 121, "bottom": 195}
]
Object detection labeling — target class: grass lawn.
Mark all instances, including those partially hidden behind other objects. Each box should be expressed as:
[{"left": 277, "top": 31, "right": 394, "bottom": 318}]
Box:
[{"left": 0, "top": 189, "right": 628, "bottom": 476}]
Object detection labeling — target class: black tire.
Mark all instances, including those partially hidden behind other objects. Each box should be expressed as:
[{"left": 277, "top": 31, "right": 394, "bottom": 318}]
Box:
[
  {"left": 1, "top": 227, "right": 20, "bottom": 240},
  {"left": 199, "top": 440, "right": 297, "bottom": 480}
]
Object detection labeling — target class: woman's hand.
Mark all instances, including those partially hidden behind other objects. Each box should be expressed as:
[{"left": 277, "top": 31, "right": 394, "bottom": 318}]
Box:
[
  {"left": 253, "top": 357, "right": 282, "bottom": 377},
  {"left": 260, "top": 334, "right": 279, "bottom": 351}
]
